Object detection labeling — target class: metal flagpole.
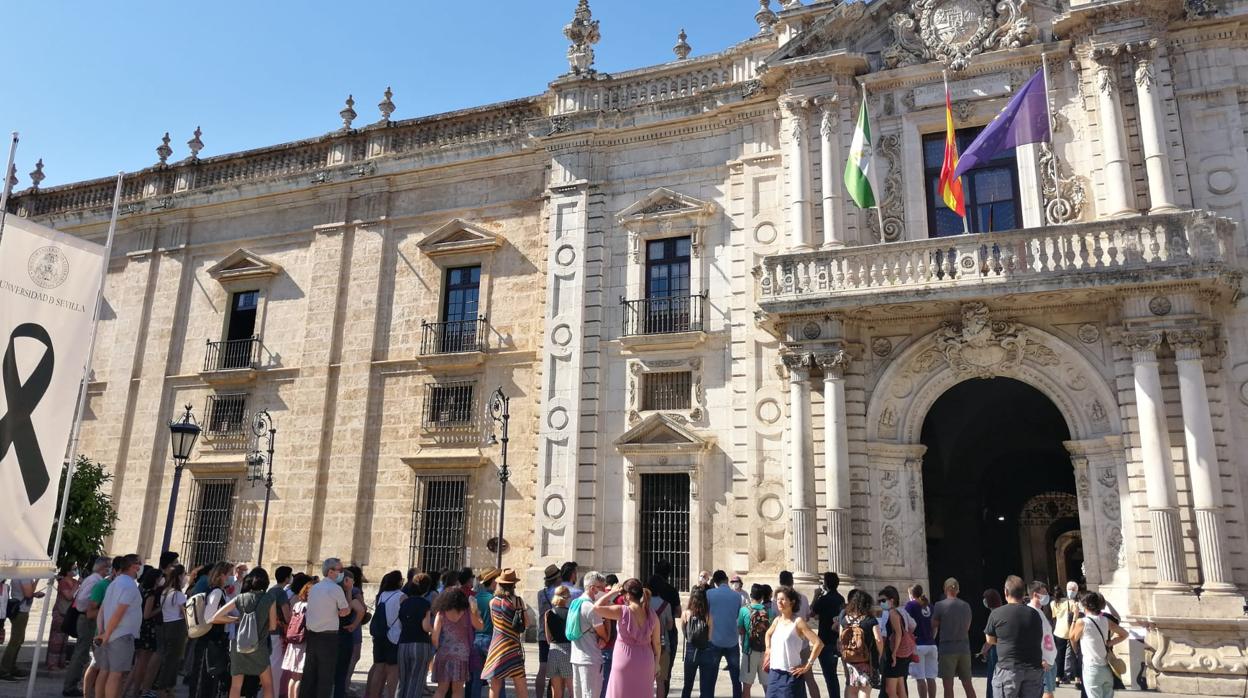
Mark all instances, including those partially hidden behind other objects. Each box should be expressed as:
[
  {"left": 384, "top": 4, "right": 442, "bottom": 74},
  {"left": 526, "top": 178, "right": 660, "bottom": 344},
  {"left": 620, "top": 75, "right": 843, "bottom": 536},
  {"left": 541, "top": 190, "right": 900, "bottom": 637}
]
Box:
[
  {"left": 1040, "top": 52, "right": 1058, "bottom": 228},
  {"left": 0, "top": 132, "right": 19, "bottom": 246},
  {"left": 943, "top": 71, "right": 971, "bottom": 235},
  {"left": 24, "top": 172, "right": 125, "bottom": 698}
]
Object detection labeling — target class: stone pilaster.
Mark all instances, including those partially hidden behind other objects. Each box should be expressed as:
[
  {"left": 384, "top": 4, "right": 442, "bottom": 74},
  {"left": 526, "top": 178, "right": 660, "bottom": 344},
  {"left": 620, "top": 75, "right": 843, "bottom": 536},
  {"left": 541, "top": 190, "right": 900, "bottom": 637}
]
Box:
[
  {"left": 1127, "top": 40, "right": 1179, "bottom": 214},
  {"left": 1123, "top": 329, "right": 1187, "bottom": 589},
  {"left": 817, "top": 349, "right": 853, "bottom": 580},
  {"left": 780, "top": 97, "right": 814, "bottom": 250},
  {"left": 1091, "top": 47, "right": 1137, "bottom": 218},
  {"left": 1168, "top": 328, "right": 1234, "bottom": 592},
  {"left": 783, "top": 352, "right": 817, "bottom": 581}
]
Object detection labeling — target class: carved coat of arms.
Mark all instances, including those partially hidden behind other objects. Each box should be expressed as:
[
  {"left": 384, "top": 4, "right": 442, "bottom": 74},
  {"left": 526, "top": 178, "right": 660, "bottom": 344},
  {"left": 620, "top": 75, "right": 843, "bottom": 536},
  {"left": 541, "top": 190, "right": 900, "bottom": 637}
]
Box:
[
  {"left": 884, "top": 0, "right": 1037, "bottom": 70},
  {"left": 935, "top": 302, "right": 1026, "bottom": 378}
]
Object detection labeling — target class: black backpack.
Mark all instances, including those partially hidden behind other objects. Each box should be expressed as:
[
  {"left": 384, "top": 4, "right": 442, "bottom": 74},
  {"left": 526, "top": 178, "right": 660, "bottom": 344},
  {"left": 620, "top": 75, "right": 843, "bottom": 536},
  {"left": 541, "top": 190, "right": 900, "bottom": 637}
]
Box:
[{"left": 687, "top": 614, "right": 710, "bottom": 649}]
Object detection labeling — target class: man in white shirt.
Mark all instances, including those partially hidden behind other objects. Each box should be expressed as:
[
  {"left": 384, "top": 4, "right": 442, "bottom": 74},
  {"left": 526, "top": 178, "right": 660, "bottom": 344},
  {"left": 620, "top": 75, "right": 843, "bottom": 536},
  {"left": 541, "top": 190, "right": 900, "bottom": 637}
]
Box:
[
  {"left": 62, "top": 556, "right": 110, "bottom": 696},
  {"left": 1028, "top": 582, "right": 1058, "bottom": 698},
  {"left": 300, "top": 558, "right": 350, "bottom": 698},
  {"left": 570, "top": 572, "right": 610, "bottom": 698},
  {"left": 96, "top": 555, "right": 142, "bottom": 698},
  {"left": 0, "top": 577, "right": 42, "bottom": 680}
]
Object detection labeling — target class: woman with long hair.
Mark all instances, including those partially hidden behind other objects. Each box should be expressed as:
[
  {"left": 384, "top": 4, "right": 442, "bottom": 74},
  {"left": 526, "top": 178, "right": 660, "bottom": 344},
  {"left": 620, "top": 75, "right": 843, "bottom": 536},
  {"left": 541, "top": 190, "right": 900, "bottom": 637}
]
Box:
[
  {"left": 153, "top": 565, "right": 188, "bottom": 698},
  {"left": 122, "top": 567, "right": 163, "bottom": 698},
  {"left": 764, "top": 586, "right": 824, "bottom": 698},
  {"left": 365, "top": 571, "right": 406, "bottom": 698},
  {"left": 210, "top": 567, "right": 278, "bottom": 698},
  {"left": 191, "top": 561, "right": 234, "bottom": 698},
  {"left": 906, "top": 584, "right": 937, "bottom": 698},
  {"left": 482, "top": 568, "right": 529, "bottom": 698},
  {"left": 431, "top": 586, "right": 484, "bottom": 698},
  {"left": 840, "top": 589, "right": 884, "bottom": 698},
  {"left": 397, "top": 574, "right": 436, "bottom": 698},
  {"left": 45, "top": 562, "right": 78, "bottom": 670},
  {"left": 594, "top": 578, "right": 659, "bottom": 698},
  {"left": 679, "top": 585, "right": 712, "bottom": 698},
  {"left": 282, "top": 576, "right": 318, "bottom": 698},
  {"left": 878, "top": 586, "right": 914, "bottom": 698}
]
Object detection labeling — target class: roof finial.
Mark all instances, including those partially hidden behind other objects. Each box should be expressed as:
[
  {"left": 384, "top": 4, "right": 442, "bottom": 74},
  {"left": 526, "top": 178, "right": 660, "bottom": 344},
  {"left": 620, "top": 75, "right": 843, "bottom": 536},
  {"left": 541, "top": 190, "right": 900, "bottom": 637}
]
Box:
[
  {"left": 29, "top": 159, "right": 44, "bottom": 191},
  {"left": 340, "top": 95, "right": 357, "bottom": 131},
  {"left": 378, "top": 86, "right": 396, "bottom": 124},
  {"left": 156, "top": 132, "right": 173, "bottom": 165},
  {"left": 755, "top": 0, "right": 778, "bottom": 34},
  {"left": 780, "top": 0, "right": 804, "bottom": 9},
  {"left": 7, "top": 162, "right": 18, "bottom": 192},
  {"left": 187, "top": 126, "right": 204, "bottom": 160},
  {"left": 674, "top": 28, "right": 691, "bottom": 60},
  {"left": 563, "top": 0, "right": 600, "bottom": 75}
]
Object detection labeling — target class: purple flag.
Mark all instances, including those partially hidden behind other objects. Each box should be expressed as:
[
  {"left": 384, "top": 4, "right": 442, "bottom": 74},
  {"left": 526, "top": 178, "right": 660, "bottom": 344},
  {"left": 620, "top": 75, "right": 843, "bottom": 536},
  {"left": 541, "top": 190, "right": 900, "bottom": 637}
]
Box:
[{"left": 952, "top": 69, "right": 1050, "bottom": 179}]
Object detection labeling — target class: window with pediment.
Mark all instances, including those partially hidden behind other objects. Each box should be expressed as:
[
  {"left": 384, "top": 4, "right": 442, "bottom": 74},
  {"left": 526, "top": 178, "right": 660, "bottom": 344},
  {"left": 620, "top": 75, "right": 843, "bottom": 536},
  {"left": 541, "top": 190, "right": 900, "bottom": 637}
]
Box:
[{"left": 923, "top": 127, "right": 1021, "bottom": 237}]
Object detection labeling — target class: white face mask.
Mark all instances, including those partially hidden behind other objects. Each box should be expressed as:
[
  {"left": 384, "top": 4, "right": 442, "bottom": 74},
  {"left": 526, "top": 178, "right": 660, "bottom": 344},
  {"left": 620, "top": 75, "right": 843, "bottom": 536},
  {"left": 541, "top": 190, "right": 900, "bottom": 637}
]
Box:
[
  {"left": 1067, "top": 589, "right": 1078, "bottom": 599},
  {"left": 1038, "top": 594, "right": 1051, "bottom": 606},
  {"left": 226, "top": 576, "right": 236, "bottom": 587}
]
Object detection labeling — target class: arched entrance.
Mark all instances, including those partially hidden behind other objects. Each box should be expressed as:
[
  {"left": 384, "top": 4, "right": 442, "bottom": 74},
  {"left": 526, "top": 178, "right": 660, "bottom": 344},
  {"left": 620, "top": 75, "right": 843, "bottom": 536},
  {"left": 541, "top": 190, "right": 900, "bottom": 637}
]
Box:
[{"left": 921, "top": 378, "right": 1076, "bottom": 601}]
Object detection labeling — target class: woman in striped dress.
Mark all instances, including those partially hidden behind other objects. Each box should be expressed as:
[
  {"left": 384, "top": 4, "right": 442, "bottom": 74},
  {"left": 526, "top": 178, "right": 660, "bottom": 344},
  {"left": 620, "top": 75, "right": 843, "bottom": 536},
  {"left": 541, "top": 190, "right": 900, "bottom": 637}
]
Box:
[{"left": 482, "top": 568, "right": 529, "bottom": 698}]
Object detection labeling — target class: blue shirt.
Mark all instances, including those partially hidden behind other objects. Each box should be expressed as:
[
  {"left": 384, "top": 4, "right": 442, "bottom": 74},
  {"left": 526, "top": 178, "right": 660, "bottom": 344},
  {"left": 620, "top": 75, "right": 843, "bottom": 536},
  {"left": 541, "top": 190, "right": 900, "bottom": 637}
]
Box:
[
  {"left": 475, "top": 589, "right": 495, "bottom": 636},
  {"left": 707, "top": 584, "right": 745, "bottom": 649}
]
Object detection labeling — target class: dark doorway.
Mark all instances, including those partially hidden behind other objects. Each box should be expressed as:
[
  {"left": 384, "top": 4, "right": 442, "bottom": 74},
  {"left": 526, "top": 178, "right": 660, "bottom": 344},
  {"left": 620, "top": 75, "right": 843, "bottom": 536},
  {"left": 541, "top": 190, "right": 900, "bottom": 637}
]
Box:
[{"left": 921, "top": 377, "right": 1075, "bottom": 652}]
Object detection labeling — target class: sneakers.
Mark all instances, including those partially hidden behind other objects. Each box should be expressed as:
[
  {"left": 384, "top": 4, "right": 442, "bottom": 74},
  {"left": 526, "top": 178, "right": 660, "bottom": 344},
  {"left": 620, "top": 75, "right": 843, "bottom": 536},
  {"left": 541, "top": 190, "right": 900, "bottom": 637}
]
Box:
[
  {"left": 62, "top": 689, "right": 85, "bottom": 697},
  {"left": 0, "top": 673, "right": 17, "bottom": 683}
]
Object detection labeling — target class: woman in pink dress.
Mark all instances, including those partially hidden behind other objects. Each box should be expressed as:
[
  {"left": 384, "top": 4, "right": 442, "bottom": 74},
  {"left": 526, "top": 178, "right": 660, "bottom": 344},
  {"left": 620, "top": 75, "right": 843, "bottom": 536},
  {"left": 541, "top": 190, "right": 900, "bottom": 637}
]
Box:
[{"left": 593, "top": 578, "right": 660, "bottom": 698}]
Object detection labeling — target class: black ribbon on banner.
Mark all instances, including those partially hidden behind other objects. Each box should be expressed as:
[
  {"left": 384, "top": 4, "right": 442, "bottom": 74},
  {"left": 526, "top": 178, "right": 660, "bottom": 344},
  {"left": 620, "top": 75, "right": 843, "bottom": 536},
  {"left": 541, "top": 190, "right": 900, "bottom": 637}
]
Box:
[{"left": 0, "top": 322, "right": 54, "bottom": 505}]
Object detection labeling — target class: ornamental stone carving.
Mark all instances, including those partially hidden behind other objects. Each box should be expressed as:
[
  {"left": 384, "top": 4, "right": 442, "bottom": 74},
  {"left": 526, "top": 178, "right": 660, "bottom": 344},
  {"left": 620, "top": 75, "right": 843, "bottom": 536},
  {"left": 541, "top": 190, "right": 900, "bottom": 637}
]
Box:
[
  {"left": 1120, "top": 329, "right": 1164, "bottom": 356},
  {"left": 782, "top": 352, "right": 816, "bottom": 375},
  {"left": 816, "top": 350, "right": 850, "bottom": 377},
  {"left": 883, "top": 0, "right": 1036, "bottom": 70},
  {"left": 1167, "top": 328, "right": 1208, "bottom": 354},
  {"left": 935, "top": 302, "right": 1026, "bottom": 378},
  {"left": 1038, "top": 142, "right": 1085, "bottom": 225},
  {"left": 866, "top": 133, "right": 905, "bottom": 242},
  {"left": 563, "top": 0, "right": 601, "bottom": 75}
]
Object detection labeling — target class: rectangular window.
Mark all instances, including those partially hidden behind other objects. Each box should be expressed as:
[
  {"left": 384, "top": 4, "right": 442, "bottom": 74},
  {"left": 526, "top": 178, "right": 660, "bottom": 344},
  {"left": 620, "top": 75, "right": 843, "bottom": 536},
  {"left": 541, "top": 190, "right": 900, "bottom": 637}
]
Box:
[
  {"left": 639, "top": 473, "right": 690, "bottom": 591},
  {"left": 424, "top": 381, "right": 475, "bottom": 426},
  {"left": 409, "top": 476, "right": 468, "bottom": 574},
  {"left": 439, "top": 266, "right": 482, "bottom": 354},
  {"left": 923, "top": 128, "right": 1022, "bottom": 238},
  {"left": 183, "top": 478, "right": 236, "bottom": 567},
  {"left": 642, "top": 371, "right": 692, "bottom": 411},
  {"left": 206, "top": 394, "right": 247, "bottom": 434},
  {"left": 227, "top": 290, "right": 259, "bottom": 341},
  {"left": 641, "top": 237, "right": 693, "bottom": 333}
]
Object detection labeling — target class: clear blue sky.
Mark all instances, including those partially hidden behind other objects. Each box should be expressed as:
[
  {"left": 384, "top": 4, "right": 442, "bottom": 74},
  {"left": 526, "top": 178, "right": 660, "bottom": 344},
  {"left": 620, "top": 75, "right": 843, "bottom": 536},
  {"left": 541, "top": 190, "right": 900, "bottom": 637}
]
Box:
[{"left": 6, "top": 1, "right": 764, "bottom": 188}]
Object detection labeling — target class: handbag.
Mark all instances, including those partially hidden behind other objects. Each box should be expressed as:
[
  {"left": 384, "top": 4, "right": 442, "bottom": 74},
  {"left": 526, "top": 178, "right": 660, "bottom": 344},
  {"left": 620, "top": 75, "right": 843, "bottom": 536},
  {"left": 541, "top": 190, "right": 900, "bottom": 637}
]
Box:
[
  {"left": 511, "top": 597, "right": 528, "bottom": 633},
  {"left": 1091, "top": 618, "right": 1128, "bottom": 677}
]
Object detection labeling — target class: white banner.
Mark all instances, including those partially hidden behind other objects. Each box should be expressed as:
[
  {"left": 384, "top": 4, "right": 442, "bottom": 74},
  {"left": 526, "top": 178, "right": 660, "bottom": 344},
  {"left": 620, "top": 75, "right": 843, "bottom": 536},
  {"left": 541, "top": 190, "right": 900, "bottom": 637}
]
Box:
[{"left": 0, "top": 215, "right": 105, "bottom": 570}]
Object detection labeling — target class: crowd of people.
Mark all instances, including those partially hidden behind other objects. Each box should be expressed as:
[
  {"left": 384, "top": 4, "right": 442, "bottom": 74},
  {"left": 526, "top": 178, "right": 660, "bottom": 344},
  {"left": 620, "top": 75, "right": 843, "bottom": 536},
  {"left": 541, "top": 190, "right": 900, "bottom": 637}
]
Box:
[{"left": 0, "top": 553, "right": 1132, "bottom": 698}]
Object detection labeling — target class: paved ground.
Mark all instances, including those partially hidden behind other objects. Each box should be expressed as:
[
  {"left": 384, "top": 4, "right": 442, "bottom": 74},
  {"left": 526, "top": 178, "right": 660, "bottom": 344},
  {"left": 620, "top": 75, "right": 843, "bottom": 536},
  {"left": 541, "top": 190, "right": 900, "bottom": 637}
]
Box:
[{"left": 0, "top": 597, "right": 1198, "bottom": 698}]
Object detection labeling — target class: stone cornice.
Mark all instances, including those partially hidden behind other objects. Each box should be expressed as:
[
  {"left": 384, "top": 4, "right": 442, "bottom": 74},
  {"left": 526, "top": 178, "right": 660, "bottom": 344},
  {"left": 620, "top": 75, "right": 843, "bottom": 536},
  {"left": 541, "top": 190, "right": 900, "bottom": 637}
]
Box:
[
  {"left": 860, "top": 41, "right": 1072, "bottom": 93},
  {"left": 1052, "top": 0, "right": 1185, "bottom": 39}
]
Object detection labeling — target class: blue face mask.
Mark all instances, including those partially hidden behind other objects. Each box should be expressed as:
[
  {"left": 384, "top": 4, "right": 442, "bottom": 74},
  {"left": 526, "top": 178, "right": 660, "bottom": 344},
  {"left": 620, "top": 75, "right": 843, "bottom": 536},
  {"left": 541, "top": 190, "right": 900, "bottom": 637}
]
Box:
[{"left": 880, "top": 600, "right": 891, "bottom": 610}]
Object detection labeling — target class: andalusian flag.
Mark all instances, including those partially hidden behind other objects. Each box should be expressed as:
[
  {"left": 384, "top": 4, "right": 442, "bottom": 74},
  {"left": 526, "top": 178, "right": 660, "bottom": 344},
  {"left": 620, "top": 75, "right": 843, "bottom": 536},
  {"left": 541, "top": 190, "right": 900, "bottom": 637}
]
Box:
[
  {"left": 938, "top": 85, "right": 966, "bottom": 217},
  {"left": 844, "top": 93, "right": 876, "bottom": 209}
]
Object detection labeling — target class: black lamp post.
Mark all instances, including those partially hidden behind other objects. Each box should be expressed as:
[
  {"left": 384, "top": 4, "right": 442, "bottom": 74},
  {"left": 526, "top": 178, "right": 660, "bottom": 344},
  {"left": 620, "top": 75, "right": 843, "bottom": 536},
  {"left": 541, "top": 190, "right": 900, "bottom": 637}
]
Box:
[
  {"left": 486, "top": 387, "right": 510, "bottom": 570},
  {"left": 246, "top": 410, "right": 276, "bottom": 566},
  {"left": 162, "top": 404, "right": 202, "bottom": 555}
]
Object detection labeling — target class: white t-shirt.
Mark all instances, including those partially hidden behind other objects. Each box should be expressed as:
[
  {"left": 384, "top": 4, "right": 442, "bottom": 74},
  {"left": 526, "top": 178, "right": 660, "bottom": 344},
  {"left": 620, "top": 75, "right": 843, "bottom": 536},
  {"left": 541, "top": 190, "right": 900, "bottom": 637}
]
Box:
[
  {"left": 99, "top": 574, "right": 142, "bottom": 640},
  {"left": 306, "top": 578, "right": 349, "bottom": 633},
  {"left": 1079, "top": 615, "right": 1110, "bottom": 666},
  {"left": 74, "top": 573, "right": 102, "bottom": 612},
  {"left": 1032, "top": 605, "right": 1057, "bottom": 665},
  {"left": 570, "top": 598, "right": 604, "bottom": 666},
  {"left": 161, "top": 589, "right": 188, "bottom": 622}
]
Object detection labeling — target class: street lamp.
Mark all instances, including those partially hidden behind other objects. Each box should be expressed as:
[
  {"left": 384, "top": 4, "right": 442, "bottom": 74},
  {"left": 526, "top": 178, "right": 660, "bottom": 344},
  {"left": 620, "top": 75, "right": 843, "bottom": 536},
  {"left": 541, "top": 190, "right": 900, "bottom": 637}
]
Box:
[
  {"left": 246, "top": 410, "right": 276, "bottom": 566},
  {"left": 485, "top": 387, "right": 510, "bottom": 570},
  {"left": 162, "top": 404, "right": 202, "bottom": 555}
]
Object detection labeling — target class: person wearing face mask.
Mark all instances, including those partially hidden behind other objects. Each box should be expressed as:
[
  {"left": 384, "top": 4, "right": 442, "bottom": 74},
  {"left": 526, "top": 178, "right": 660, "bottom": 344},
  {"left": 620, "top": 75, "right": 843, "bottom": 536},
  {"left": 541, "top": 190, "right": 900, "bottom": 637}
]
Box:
[
  {"left": 977, "top": 589, "right": 1004, "bottom": 698},
  {"left": 301, "top": 559, "right": 351, "bottom": 698},
  {"left": 94, "top": 554, "right": 144, "bottom": 698},
  {"left": 1049, "top": 581, "right": 1080, "bottom": 686},
  {"left": 877, "top": 586, "right": 915, "bottom": 698},
  {"left": 1027, "top": 582, "right": 1057, "bottom": 698}
]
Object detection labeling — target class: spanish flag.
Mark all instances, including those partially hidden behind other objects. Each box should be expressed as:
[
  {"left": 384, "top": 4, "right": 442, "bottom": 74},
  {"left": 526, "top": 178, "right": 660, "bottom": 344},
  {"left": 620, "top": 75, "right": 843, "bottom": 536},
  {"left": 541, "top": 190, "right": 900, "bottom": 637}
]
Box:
[{"left": 938, "top": 85, "right": 965, "bottom": 217}]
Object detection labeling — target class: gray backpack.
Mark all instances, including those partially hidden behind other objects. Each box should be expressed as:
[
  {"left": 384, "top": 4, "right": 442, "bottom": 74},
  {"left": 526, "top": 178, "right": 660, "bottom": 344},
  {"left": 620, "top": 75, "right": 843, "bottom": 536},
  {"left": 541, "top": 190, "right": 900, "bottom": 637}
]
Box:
[{"left": 235, "top": 595, "right": 261, "bottom": 654}]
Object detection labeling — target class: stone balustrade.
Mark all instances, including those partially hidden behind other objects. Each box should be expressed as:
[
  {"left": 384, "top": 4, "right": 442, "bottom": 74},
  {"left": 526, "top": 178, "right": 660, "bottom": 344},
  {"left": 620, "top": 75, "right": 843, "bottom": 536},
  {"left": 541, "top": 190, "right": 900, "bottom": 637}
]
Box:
[
  {"left": 16, "top": 98, "right": 544, "bottom": 218},
  {"left": 551, "top": 51, "right": 762, "bottom": 115},
  {"left": 757, "top": 211, "right": 1240, "bottom": 306}
]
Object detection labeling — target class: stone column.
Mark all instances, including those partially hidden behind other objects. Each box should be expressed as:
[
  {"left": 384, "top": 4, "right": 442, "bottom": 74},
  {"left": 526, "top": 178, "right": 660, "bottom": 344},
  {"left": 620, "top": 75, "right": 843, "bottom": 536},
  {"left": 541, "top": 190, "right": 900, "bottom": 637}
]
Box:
[
  {"left": 1125, "top": 330, "right": 1187, "bottom": 589},
  {"left": 817, "top": 96, "right": 845, "bottom": 247},
  {"left": 1128, "top": 41, "right": 1179, "bottom": 214},
  {"left": 780, "top": 97, "right": 814, "bottom": 250},
  {"left": 783, "top": 352, "right": 817, "bottom": 580},
  {"left": 818, "top": 350, "right": 853, "bottom": 580},
  {"left": 1092, "top": 48, "right": 1137, "bottom": 218},
  {"left": 1168, "top": 328, "right": 1235, "bottom": 591}
]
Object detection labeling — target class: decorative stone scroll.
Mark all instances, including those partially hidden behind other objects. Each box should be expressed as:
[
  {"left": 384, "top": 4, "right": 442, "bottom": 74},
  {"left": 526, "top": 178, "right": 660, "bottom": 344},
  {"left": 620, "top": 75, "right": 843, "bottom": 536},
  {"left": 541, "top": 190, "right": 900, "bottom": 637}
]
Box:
[
  {"left": 865, "top": 133, "right": 905, "bottom": 242},
  {"left": 883, "top": 0, "right": 1037, "bottom": 70},
  {"left": 1038, "top": 142, "right": 1086, "bottom": 225}
]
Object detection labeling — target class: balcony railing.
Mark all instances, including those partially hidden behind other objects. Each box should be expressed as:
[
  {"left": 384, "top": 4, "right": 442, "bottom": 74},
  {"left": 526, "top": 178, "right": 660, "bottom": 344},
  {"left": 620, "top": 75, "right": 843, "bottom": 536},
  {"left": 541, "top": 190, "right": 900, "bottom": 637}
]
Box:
[
  {"left": 757, "top": 211, "right": 1238, "bottom": 303},
  {"left": 421, "top": 317, "right": 486, "bottom": 355},
  {"left": 622, "top": 293, "right": 707, "bottom": 336},
  {"left": 204, "top": 336, "right": 262, "bottom": 372}
]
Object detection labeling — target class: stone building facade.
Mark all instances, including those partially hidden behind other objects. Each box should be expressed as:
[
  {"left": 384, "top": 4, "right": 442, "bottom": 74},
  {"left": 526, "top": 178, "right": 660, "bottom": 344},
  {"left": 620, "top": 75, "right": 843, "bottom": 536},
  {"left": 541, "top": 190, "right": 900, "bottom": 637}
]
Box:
[{"left": 12, "top": 0, "right": 1248, "bottom": 690}]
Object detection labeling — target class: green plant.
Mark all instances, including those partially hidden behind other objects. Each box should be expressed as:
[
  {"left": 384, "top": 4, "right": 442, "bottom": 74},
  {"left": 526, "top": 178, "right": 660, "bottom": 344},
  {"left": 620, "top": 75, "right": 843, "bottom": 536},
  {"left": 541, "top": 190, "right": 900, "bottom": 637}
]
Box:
[{"left": 48, "top": 456, "right": 119, "bottom": 571}]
